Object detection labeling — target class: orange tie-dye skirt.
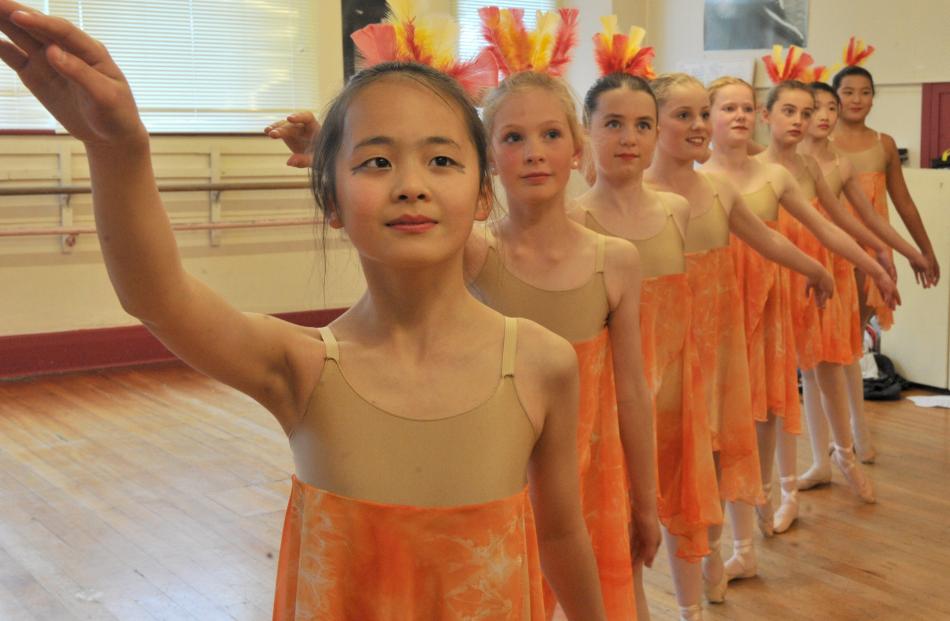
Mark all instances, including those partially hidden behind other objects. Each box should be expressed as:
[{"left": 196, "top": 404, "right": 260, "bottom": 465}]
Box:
[
  {"left": 844, "top": 171, "right": 894, "bottom": 330},
  {"left": 686, "top": 247, "right": 762, "bottom": 506},
  {"left": 640, "top": 274, "right": 722, "bottom": 561},
  {"left": 730, "top": 226, "right": 802, "bottom": 434},
  {"left": 543, "top": 329, "right": 636, "bottom": 620},
  {"left": 273, "top": 477, "right": 545, "bottom": 620},
  {"left": 778, "top": 202, "right": 856, "bottom": 369}
]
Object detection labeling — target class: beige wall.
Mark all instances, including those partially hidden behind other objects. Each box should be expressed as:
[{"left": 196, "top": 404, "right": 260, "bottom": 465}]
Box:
[{"left": 3, "top": 1, "right": 947, "bottom": 340}]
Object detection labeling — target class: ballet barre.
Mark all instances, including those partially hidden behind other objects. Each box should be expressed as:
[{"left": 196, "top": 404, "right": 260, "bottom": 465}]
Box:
[{"left": 0, "top": 180, "right": 317, "bottom": 249}]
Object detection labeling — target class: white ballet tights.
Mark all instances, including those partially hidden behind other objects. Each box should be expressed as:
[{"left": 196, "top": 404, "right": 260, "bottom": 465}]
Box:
[
  {"left": 845, "top": 360, "right": 875, "bottom": 461},
  {"left": 662, "top": 527, "right": 704, "bottom": 619}
]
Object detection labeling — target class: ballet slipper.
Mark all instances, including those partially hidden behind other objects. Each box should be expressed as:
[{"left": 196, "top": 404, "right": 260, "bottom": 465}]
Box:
[
  {"left": 679, "top": 603, "right": 704, "bottom": 621},
  {"left": 724, "top": 538, "right": 757, "bottom": 581},
  {"left": 797, "top": 462, "right": 832, "bottom": 490},
  {"left": 755, "top": 482, "right": 774, "bottom": 538},
  {"left": 702, "top": 538, "right": 727, "bottom": 604},
  {"left": 857, "top": 445, "right": 877, "bottom": 464},
  {"left": 773, "top": 476, "right": 798, "bottom": 534},
  {"left": 832, "top": 444, "right": 876, "bottom": 503}
]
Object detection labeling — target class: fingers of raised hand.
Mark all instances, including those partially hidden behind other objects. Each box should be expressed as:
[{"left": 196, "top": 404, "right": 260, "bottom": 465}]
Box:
[
  {"left": 7, "top": 8, "right": 119, "bottom": 78},
  {"left": 0, "top": 7, "right": 45, "bottom": 57}
]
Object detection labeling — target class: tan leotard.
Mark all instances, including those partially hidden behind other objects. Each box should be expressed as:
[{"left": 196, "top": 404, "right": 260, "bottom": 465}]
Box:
[
  {"left": 743, "top": 182, "right": 781, "bottom": 223},
  {"left": 824, "top": 156, "right": 844, "bottom": 197},
  {"left": 471, "top": 234, "right": 611, "bottom": 343},
  {"left": 289, "top": 317, "right": 536, "bottom": 507},
  {"left": 684, "top": 176, "right": 731, "bottom": 253},
  {"left": 583, "top": 198, "right": 686, "bottom": 278},
  {"left": 834, "top": 133, "right": 887, "bottom": 174},
  {"left": 796, "top": 156, "right": 818, "bottom": 201}
]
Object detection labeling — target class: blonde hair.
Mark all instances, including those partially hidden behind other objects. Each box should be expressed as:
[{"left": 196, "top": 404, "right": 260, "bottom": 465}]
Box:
[
  {"left": 707, "top": 76, "right": 755, "bottom": 107},
  {"left": 651, "top": 72, "right": 705, "bottom": 110},
  {"left": 481, "top": 72, "right": 585, "bottom": 153}
]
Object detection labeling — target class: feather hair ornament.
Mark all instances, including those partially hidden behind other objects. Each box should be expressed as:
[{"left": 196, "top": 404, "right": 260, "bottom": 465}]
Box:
[
  {"left": 349, "top": 0, "right": 499, "bottom": 101},
  {"left": 479, "top": 6, "right": 579, "bottom": 77},
  {"left": 593, "top": 15, "right": 656, "bottom": 79},
  {"left": 761, "top": 44, "right": 814, "bottom": 84},
  {"left": 842, "top": 36, "right": 875, "bottom": 66}
]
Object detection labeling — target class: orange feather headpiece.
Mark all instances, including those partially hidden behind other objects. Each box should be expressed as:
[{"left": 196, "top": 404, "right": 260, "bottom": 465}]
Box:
[
  {"left": 350, "top": 0, "right": 499, "bottom": 101},
  {"left": 593, "top": 15, "right": 655, "bottom": 79},
  {"left": 842, "top": 36, "right": 875, "bottom": 67},
  {"left": 761, "top": 45, "right": 814, "bottom": 83},
  {"left": 478, "top": 6, "right": 579, "bottom": 78}
]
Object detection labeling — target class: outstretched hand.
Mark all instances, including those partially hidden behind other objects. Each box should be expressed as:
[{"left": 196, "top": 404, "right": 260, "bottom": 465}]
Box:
[
  {"left": 0, "top": 1, "right": 145, "bottom": 146},
  {"left": 265, "top": 111, "right": 320, "bottom": 168},
  {"left": 805, "top": 267, "right": 834, "bottom": 310}
]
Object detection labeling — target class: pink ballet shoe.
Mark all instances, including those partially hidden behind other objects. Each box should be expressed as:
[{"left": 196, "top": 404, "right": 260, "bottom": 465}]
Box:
[
  {"left": 703, "top": 538, "right": 727, "bottom": 603},
  {"left": 724, "top": 538, "right": 757, "bottom": 581},
  {"left": 832, "top": 444, "right": 876, "bottom": 503},
  {"left": 797, "top": 463, "right": 832, "bottom": 491},
  {"left": 679, "top": 604, "right": 704, "bottom": 621},
  {"left": 773, "top": 476, "right": 798, "bottom": 534}
]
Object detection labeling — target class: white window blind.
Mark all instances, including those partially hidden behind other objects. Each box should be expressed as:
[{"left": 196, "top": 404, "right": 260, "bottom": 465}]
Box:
[
  {"left": 457, "top": 0, "right": 556, "bottom": 63},
  {"left": 0, "top": 0, "right": 319, "bottom": 133}
]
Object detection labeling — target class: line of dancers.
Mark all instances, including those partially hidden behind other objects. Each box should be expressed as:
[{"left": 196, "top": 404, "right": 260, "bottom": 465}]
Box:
[{"left": 1, "top": 1, "right": 939, "bottom": 619}]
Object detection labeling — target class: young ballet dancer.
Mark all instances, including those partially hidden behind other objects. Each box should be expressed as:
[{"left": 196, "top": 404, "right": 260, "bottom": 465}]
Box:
[
  {"left": 0, "top": 3, "right": 609, "bottom": 618},
  {"left": 703, "top": 76, "right": 898, "bottom": 536},
  {"left": 570, "top": 28, "right": 721, "bottom": 619},
  {"left": 797, "top": 79, "right": 930, "bottom": 488},
  {"left": 468, "top": 9, "right": 658, "bottom": 620},
  {"left": 830, "top": 43, "right": 940, "bottom": 463},
  {"left": 756, "top": 72, "right": 897, "bottom": 507},
  {"left": 644, "top": 72, "right": 833, "bottom": 602}
]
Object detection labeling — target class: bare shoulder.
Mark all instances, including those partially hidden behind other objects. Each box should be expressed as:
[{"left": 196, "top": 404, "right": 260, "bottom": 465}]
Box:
[
  {"left": 603, "top": 234, "right": 640, "bottom": 272},
  {"left": 703, "top": 170, "right": 738, "bottom": 202},
  {"left": 463, "top": 222, "right": 493, "bottom": 282},
  {"left": 801, "top": 153, "right": 822, "bottom": 177},
  {"left": 658, "top": 189, "right": 691, "bottom": 218},
  {"left": 515, "top": 318, "right": 577, "bottom": 386}
]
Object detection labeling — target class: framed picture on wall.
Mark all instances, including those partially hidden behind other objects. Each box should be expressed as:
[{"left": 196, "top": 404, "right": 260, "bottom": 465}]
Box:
[
  {"left": 704, "top": 0, "right": 809, "bottom": 51},
  {"left": 342, "top": 0, "right": 389, "bottom": 81}
]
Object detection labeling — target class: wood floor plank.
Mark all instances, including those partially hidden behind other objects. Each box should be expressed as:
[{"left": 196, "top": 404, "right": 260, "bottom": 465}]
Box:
[{"left": 1, "top": 364, "right": 948, "bottom": 620}]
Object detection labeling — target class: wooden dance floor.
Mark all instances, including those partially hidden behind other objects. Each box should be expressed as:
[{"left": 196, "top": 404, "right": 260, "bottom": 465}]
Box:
[{"left": 1, "top": 363, "right": 948, "bottom": 620}]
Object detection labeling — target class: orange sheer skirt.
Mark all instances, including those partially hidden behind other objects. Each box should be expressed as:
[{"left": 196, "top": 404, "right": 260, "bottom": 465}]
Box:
[
  {"left": 778, "top": 202, "right": 855, "bottom": 369},
  {"left": 844, "top": 171, "right": 894, "bottom": 329},
  {"left": 274, "top": 476, "right": 545, "bottom": 620},
  {"left": 832, "top": 253, "right": 864, "bottom": 362},
  {"left": 730, "top": 225, "right": 802, "bottom": 434},
  {"left": 543, "top": 329, "right": 636, "bottom": 621},
  {"left": 640, "top": 274, "right": 722, "bottom": 561},
  {"left": 686, "top": 247, "right": 762, "bottom": 506}
]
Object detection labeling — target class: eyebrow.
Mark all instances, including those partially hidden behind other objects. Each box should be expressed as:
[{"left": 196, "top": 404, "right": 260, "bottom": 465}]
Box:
[{"left": 353, "top": 135, "right": 461, "bottom": 150}]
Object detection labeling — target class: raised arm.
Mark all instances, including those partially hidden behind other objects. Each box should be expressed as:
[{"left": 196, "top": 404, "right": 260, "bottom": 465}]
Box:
[
  {"left": 605, "top": 239, "right": 661, "bottom": 567},
  {"left": 0, "top": 4, "right": 319, "bottom": 431},
  {"left": 774, "top": 165, "right": 900, "bottom": 307},
  {"left": 265, "top": 111, "right": 319, "bottom": 168},
  {"left": 725, "top": 187, "right": 834, "bottom": 307},
  {"left": 881, "top": 132, "right": 940, "bottom": 285},
  {"left": 522, "top": 323, "right": 608, "bottom": 621},
  {"left": 840, "top": 157, "right": 933, "bottom": 287}
]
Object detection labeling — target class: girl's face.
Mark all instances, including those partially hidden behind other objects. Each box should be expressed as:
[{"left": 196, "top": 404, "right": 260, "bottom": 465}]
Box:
[
  {"left": 836, "top": 74, "right": 874, "bottom": 123},
  {"left": 490, "top": 87, "right": 581, "bottom": 207},
  {"left": 656, "top": 84, "right": 711, "bottom": 163},
  {"left": 808, "top": 90, "right": 839, "bottom": 140},
  {"left": 333, "top": 78, "right": 488, "bottom": 269},
  {"left": 763, "top": 88, "right": 814, "bottom": 147},
  {"left": 586, "top": 87, "right": 658, "bottom": 182},
  {"left": 709, "top": 84, "right": 756, "bottom": 148}
]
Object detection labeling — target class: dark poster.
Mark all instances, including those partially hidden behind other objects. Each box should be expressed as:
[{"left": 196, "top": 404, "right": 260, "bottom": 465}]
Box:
[{"left": 342, "top": 0, "right": 389, "bottom": 81}]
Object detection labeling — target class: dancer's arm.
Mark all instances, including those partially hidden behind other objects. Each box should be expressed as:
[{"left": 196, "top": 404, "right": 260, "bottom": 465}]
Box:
[
  {"left": 839, "top": 157, "right": 932, "bottom": 287},
  {"left": 807, "top": 157, "right": 896, "bottom": 281},
  {"left": 605, "top": 239, "right": 661, "bottom": 567},
  {"left": 0, "top": 4, "right": 322, "bottom": 431},
  {"left": 773, "top": 166, "right": 900, "bottom": 307},
  {"left": 524, "top": 323, "right": 608, "bottom": 621},
  {"left": 723, "top": 184, "right": 834, "bottom": 307},
  {"left": 265, "top": 111, "right": 319, "bottom": 168},
  {"left": 881, "top": 132, "right": 940, "bottom": 285}
]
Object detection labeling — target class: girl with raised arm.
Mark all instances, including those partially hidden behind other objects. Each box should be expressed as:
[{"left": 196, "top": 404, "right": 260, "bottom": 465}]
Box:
[{"left": 0, "top": 2, "right": 607, "bottom": 618}]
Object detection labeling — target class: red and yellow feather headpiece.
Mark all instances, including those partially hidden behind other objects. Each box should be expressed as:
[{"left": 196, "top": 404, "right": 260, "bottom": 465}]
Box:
[
  {"left": 593, "top": 15, "right": 655, "bottom": 79},
  {"left": 478, "top": 6, "right": 579, "bottom": 78},
  {"left": 842, "top": 36, "right": 875, "bottom": 67},
  {"left": 350, "top": 0, "right": 499, "bottom": 101},
  {"left": 761, "top": 45, "right": 814, "bottom": 83}
]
